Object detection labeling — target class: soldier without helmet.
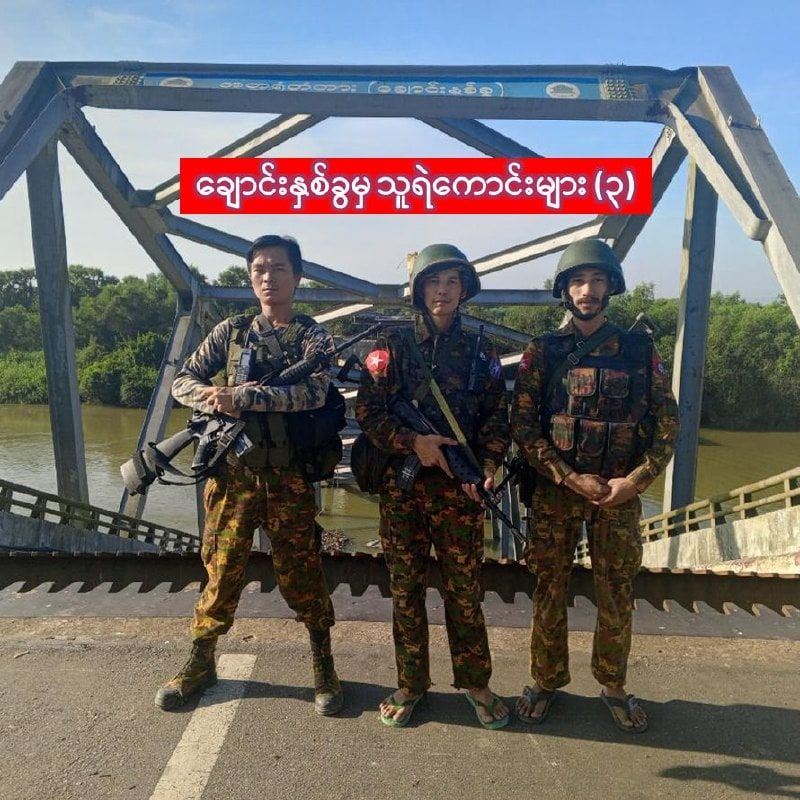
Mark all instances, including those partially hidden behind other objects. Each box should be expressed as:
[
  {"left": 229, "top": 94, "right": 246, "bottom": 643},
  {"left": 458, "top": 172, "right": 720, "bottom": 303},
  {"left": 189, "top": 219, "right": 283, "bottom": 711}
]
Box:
[{"left": 155, "top": 235, "right": 344, "bottom": 716}]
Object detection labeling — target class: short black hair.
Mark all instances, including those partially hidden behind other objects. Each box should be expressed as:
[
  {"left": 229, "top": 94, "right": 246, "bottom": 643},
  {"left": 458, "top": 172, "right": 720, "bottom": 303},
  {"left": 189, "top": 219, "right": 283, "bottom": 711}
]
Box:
[{"left": 246, "top": 235, "right": 303, "bottom": 276}]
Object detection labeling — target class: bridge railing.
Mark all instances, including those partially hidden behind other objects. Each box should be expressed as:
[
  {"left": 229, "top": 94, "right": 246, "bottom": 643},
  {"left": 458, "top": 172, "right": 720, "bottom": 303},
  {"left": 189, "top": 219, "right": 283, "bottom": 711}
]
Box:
[
  {"left": 637, "top": 466, "right": 800, "bottom": 542},
  {"left": 572, "top": 466, "right": 800, "bottom": 561},
  {"left": 0, "top": 478, "right": 200, "bottom": 552}
]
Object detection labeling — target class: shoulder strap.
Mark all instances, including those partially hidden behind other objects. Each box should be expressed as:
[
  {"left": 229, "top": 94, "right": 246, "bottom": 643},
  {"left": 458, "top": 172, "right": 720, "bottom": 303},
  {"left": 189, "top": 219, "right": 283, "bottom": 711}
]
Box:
[
  {"left": 254, "top": 313, "right": 289, "bottom": 363},
  {"left": 544, "top": 323, "right": 620, "bottom": 398}
]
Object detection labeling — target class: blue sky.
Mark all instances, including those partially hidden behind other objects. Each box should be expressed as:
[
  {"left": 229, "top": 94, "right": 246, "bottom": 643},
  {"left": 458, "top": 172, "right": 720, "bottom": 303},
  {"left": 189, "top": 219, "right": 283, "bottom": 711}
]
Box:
[{"left": 0, "top": 0, "right": 797, "bottom": 301}]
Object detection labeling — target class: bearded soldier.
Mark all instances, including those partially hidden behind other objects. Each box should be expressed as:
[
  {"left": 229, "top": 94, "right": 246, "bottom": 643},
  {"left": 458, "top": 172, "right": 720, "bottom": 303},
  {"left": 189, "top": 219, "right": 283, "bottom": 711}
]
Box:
[
  {"left": 155, "top": 234, "right": 343, "bottom": 716},
  {"left": 512, "top": 238, "right": 679, "bottom": 733},
  {"left": 355, "top": 244, "right": 511, "bottom": 729}
]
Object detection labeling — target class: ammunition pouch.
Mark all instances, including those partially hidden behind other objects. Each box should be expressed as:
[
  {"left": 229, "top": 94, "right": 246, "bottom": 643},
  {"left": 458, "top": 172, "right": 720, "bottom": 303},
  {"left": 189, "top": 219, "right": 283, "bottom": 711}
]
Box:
[{"left": 350, "top": 433, "right": 393, "bottom": 495}]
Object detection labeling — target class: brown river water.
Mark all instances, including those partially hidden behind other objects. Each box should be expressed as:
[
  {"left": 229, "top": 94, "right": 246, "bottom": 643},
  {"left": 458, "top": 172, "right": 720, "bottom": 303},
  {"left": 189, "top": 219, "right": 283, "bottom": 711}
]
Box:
[{"left": 1, "top": 404, "right": 798, "bottom": 553}]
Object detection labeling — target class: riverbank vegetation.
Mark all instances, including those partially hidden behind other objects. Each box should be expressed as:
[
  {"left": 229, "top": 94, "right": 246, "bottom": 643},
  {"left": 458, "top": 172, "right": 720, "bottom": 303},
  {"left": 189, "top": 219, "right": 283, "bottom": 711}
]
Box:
[{"left": 1, "top": 265, "right": 798, "bottom": 429}]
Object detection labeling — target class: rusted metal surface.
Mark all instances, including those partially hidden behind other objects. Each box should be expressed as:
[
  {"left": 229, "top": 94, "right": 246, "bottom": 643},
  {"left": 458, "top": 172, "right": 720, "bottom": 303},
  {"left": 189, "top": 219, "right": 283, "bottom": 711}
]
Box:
[{"left": 1, "top": 550, "right": 796, "bottom": 617}]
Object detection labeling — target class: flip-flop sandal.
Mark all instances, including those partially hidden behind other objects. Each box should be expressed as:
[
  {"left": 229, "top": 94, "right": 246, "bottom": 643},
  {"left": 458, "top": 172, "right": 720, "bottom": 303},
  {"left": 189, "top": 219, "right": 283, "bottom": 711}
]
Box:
[
  {"left": 379, "top": 691, "right": 425, "bottom": 728},
  {"left": 516, "top": 685, "right": 557, "bottom": 725},
  {"left": 465, "top": 692, "right": 510, "bottom": 730},
  {"left": 600, "top": 692, "right": 649, "bottom": 734}
]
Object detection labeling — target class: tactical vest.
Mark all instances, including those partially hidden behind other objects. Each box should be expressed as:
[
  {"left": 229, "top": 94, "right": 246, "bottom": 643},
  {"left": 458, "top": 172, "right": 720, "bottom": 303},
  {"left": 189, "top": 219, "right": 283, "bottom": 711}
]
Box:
[
  {"left": 225, "top": 313, "right": 314, "bottom": 470},
  {"left": 541, "top": 326, "right": 654, "bottom": 478}
]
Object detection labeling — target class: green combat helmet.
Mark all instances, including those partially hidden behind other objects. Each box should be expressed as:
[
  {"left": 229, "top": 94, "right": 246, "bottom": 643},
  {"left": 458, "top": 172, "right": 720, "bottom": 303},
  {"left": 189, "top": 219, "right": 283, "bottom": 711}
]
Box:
[
  {"left": 409, "top": 243, "right": 481, "bottom": 309},
  {"left": 552, "top": 238, "right": 626, "bottom": 298}
]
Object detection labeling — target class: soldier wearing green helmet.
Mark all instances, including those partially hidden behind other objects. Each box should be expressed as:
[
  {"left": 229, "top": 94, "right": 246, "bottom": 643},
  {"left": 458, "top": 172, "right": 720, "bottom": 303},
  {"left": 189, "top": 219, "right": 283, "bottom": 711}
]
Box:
[
  {"left": 356, "top": 243, "right": 511, "bottom": 729},
  {"left": 511, "top": 237, "right": 679, "bottom": 733}
]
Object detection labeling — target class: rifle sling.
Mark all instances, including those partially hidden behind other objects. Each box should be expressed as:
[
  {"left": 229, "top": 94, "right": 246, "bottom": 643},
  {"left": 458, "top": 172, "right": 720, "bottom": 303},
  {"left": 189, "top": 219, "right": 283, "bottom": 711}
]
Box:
[{"left": 402, "top": 330, "right": 483, "bottom": 474}]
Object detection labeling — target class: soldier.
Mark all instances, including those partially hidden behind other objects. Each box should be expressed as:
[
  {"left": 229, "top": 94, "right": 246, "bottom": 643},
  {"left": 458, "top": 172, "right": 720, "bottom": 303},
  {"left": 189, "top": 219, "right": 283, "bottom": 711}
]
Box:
[
  {"left": 356, "top": 244, "right": 511, "bottom": 729},
  {"left": 155, "top": 234, "right": 344, "bottom": 716},
  {"left": 511, "top": 238, "right": 679, "bottom": 733}
]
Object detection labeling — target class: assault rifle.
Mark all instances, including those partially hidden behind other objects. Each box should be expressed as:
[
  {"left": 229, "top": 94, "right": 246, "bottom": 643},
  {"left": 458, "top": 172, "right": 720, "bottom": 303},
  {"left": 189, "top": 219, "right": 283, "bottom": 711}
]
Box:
[
  {"left": 120, "top": 323, "right": 383, "bottom": 495},
  {"left": 389, "top": 396, "right": 526, "bottom": 547}
]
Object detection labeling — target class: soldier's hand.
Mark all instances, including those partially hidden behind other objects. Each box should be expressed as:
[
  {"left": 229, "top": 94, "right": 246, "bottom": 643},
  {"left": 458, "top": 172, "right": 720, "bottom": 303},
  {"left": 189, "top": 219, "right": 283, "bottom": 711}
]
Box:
[
  {"left": 413, "top": 434, "right": 457, "bottom": 478},
  {"left": 461, "top": 468, "right": 495, "bottom": 503},
  {"left": 564, "top": 472, "right": 610, "bottom": 501},
  {"left": 593, "top": 477, "right": 639, "bottom": 507},
  {"left": 196, "top": 386, "right": 238, "bottom": 415}
]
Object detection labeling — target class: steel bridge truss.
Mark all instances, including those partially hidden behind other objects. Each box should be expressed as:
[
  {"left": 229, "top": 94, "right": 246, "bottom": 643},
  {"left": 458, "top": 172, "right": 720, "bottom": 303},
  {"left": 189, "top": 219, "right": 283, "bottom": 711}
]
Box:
[{"left": 1, "top": 62, "right": 799, "bottom": 529}]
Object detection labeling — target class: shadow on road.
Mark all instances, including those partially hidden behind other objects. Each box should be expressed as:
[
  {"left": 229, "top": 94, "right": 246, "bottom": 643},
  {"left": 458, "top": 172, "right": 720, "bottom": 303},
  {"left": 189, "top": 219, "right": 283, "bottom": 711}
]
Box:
[{"left": 190, "top": 677, "right": 800, "bottom": 765}]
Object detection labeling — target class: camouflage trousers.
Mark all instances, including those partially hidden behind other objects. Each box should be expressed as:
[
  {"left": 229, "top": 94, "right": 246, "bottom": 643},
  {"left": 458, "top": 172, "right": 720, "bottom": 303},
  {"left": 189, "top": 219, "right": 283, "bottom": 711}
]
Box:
[
  {"left": 191, "top": 463, "right": 335, "bottom": 642},
  {"left": 380, "top": 466, "right": 492, "bottom": 695},
  {"left": 525, "top": 479, "right": 642, "bottom": 690}
]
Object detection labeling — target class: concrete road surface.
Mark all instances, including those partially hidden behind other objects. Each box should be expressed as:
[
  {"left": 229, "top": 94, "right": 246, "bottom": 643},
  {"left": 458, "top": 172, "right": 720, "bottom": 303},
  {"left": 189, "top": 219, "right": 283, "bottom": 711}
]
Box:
[{"left": 2, "top": 618, "right": 799, "bottom": 800}]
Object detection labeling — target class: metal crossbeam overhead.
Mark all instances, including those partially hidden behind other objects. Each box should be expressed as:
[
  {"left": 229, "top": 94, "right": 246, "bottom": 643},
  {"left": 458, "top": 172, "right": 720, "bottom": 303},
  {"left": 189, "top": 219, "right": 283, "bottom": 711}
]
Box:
[
  {"left": 72, "top": 84, "right": 662, "bottom": 122},
  {"left": 669, "top": 102, "right": 769, "bottom": 241},
  {"left": 0, "top": 62, "right": 62, "bottom": 164},
  {"left": 161, "top": 212, "right": 382, "bottom": 296},
  {"left": 697, "top": 67, "right": 800, "bottom": 327},
  {"left": 205, "top": 286, "right": 364, "bottom": 304},
  {"left": 58, "top": 62, "right": 691, "bottom": 122},
  {"left": 603, "top": 125, "right": 687, "bottom": 259},
  {"left": 149, "top": 113, "right": 326, "bottom": 207},
  {"left": 0, "top": 91, "right": 75, "bottom": 202},
  {"left": 315, "top": 303, "right": 374, "bottom": 323},
  {"left": 58, "top": 108, "right": 198, "bottom": 299},
  {"left": 421, "top": 118, "right": 543, "bottom": 158},
  {"left": 473, "top": 219, "right": 605, "bottom": 275},
  {"left": 460, "top": 314, "right": 534, "bottom": 347}
]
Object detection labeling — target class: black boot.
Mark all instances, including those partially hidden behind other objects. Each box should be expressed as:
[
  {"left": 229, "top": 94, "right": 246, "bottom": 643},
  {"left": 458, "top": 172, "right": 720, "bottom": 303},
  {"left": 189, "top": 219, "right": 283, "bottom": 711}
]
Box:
[
  {"left": 308, "top": 627, "right": 343, "bottom": 716},
  {"left": 155, "top": 638, "right": 217, "bottom": 710}
]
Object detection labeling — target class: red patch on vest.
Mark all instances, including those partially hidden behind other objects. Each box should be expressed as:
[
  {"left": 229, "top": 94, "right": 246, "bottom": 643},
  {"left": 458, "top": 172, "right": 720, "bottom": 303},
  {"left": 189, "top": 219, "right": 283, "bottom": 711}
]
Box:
[
  {"left": 518, "top": 351, "right": 533, "bottom": 373},
  {"left": 365, "top": 349, "right": 390, "bottom": 378}
]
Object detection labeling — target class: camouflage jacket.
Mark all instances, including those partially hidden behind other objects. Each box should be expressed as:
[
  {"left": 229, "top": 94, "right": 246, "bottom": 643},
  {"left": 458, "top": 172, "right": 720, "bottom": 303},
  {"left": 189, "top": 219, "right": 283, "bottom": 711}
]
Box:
[
  {"left": 172, "top": 313, "right": 334, "bottom": 415},
  {"left": 510, "top": 319, "right": 680, "bottom": 492},
  {"left": 355, "top": 314, "right": 510, "bottom": 474}
]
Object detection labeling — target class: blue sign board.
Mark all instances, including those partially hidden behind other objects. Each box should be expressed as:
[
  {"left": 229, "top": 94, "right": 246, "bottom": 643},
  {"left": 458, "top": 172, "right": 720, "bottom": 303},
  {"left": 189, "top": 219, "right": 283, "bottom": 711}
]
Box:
[{"left": 143, "top": 73, "right": 607, "bottom": 100}]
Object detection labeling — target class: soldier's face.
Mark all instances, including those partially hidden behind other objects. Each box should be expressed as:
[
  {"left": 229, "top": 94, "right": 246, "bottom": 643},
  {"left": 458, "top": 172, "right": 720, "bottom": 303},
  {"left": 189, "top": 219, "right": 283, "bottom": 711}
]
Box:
[
  {"left": 567, "top": 268, "right": 608, "bottom": 317},
  {"left": 249, "top": 246, "right": 301, "bottom": 307},
  {"left": 423, "top": 268, "right": 465, "bottom": 322}
]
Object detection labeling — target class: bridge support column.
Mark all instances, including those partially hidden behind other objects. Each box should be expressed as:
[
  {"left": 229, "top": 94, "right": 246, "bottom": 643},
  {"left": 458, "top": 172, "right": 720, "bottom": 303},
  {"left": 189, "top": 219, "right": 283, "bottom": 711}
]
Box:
[
  {"left": 663, "top": 159, "right": 717, "bottom": 512},
  {"left": 120, "top": 302, "right": 201, "bottom": 520},
  {"left": 26, "top": 138, "right": 89, "bottom": 505}
]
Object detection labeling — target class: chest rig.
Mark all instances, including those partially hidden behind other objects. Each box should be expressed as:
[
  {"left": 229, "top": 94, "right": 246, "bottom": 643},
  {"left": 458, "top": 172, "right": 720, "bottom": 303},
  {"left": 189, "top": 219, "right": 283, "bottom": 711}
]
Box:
[
  {"left": 541, "top": 325, "right": 654, "bottom": 478},
  {"left": 225, "top": 314, "right": 312, "bottom": 469}
]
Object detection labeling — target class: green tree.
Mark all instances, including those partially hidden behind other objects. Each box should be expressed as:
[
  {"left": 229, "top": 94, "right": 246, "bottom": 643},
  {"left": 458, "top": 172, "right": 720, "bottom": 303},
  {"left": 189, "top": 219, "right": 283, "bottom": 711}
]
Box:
[
  {"left": 0, "top": 305, "right": 41, "bottom": 353},
  {"left": 67, "top": 264, "right": 118, "bottom": 306},
  {"left": 0, "top": 269, "right": 37, "bottom": 310},
  {"left": 215, "top": 265, "right": 250, "bottom": 287},
  {"left": 74, "top": 273, "right": 175, "bottom": 349},
  {"left": 0, "top": 350, "right": 48, "bottom": 403}
]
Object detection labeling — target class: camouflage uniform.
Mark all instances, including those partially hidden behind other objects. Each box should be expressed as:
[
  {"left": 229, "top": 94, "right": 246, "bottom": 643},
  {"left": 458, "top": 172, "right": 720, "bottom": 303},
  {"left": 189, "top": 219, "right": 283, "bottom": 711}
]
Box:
[
  {"left": 172, "top": 314, "right": 336, "bottom": 642},
  {"left": 356, "top": 315, "right": 509, "bottom": 694},
  {"left": 511, "top": 319, "right": 679, "bottom": 689}
]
